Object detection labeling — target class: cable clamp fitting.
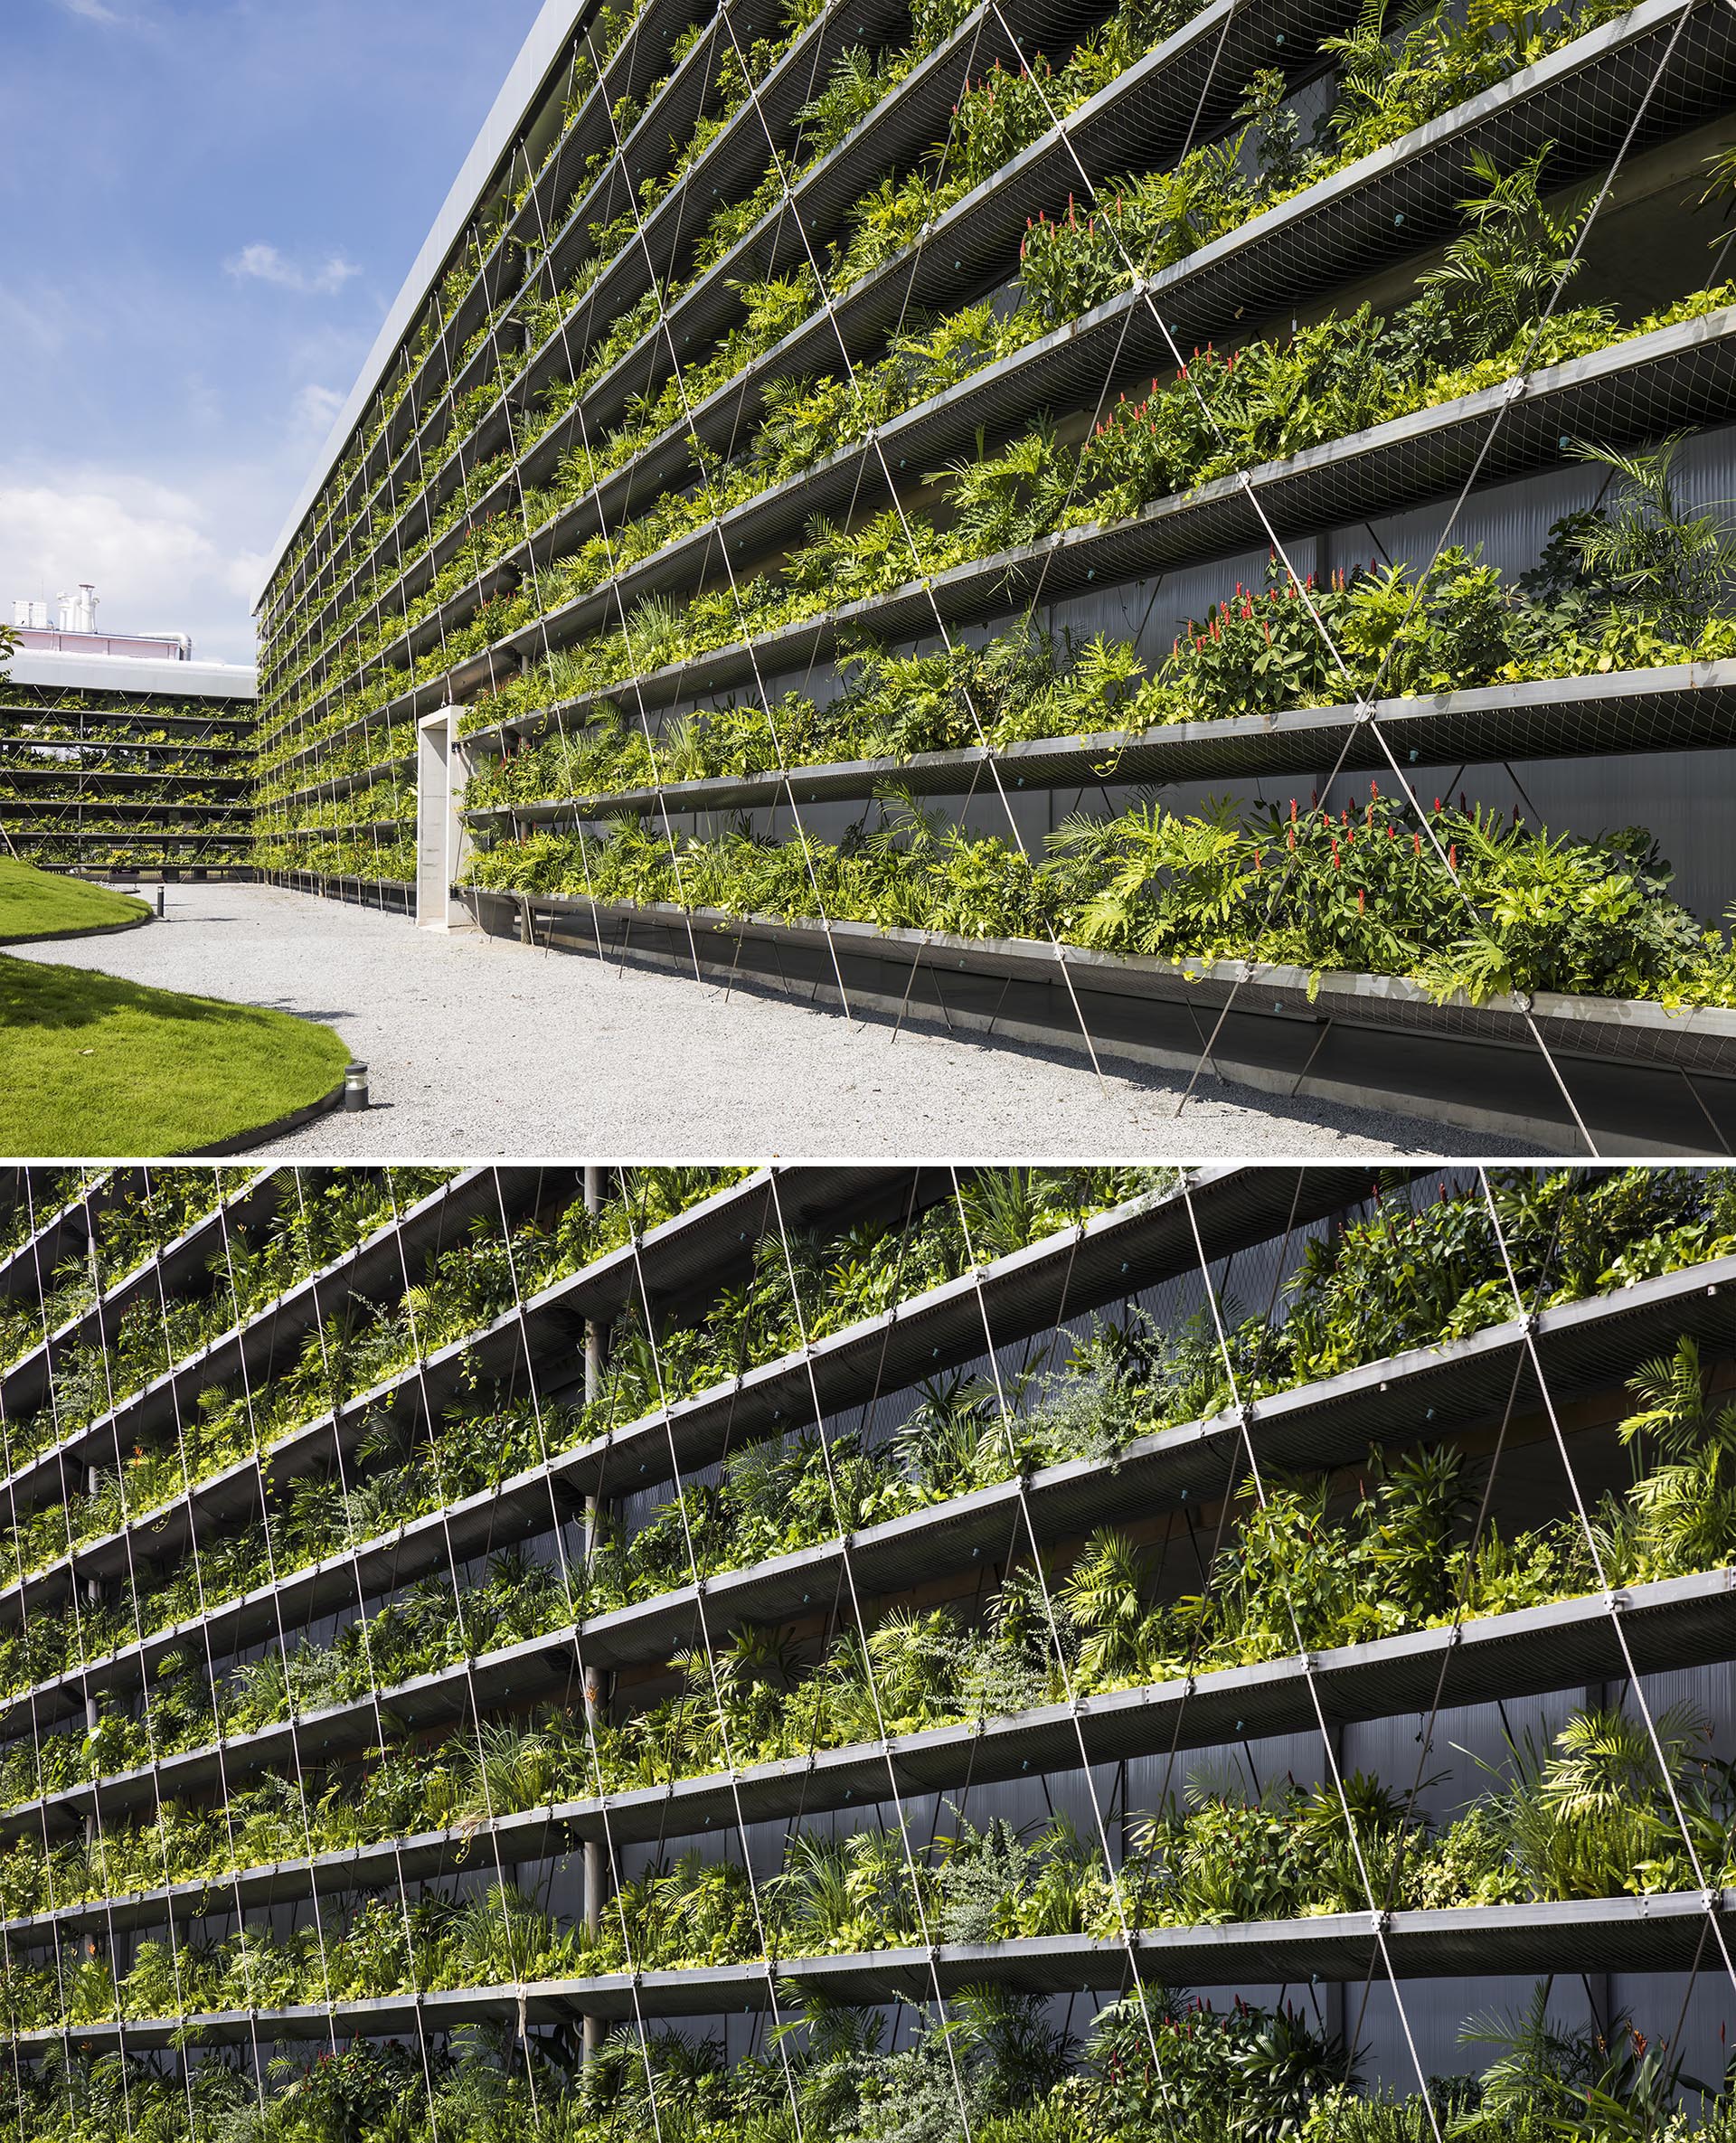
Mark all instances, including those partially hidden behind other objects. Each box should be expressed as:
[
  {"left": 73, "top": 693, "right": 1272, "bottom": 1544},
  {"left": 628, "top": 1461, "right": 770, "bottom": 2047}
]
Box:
[{"left": 1603, "top": 1587, "right": 1629, "bottom": 1613}]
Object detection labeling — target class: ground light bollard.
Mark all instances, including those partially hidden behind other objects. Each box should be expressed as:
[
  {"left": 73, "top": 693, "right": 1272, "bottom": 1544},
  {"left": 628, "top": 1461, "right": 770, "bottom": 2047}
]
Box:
[
  {"left": 155, "top": 887, "right": 165, "bottom": 917},
  {"left": 342, "top": 1062, "right": 370, "bottom": 1112}
]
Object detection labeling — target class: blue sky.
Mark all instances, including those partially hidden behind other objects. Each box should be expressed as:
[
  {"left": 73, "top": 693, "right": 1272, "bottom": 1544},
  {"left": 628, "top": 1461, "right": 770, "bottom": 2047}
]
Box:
[{"left": 2, "top": 0, "right": 545, "bottom": 665}]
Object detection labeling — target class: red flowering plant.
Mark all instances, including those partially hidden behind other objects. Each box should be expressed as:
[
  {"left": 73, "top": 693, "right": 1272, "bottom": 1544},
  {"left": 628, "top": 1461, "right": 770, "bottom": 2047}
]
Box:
[
  {"left": 1019, "top": 194, "right": 1131, "bottom": 327},
  {"left": 1071, "top": 354, "right": 1225, "bottom": 518},
  {"left": 948, "top": 55, "right": 1060, "bottom": 190},
  {"left": 1158, "top": 554, "right": 1352, "bottom": 721},
  {"left": 1147, "top": 545, "right": 1533, "bottom": 727}
]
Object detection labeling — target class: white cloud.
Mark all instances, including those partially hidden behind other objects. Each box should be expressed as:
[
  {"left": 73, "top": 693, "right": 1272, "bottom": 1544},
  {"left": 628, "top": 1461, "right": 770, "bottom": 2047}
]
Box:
[
  {"left": 52, "top": 0, "right": 149, "bottom": 23},
  {"left": 0, "top": 290, "right": 72, "bottom": 359},
  {"left": 0, "top": 473, "right": 263, "bottom": 664},
  {"left": 225, "top": 242, "right": 360, "bottom": 297},
  {"left": 289, "top": 382, "right": 346, "bottom": 444}
]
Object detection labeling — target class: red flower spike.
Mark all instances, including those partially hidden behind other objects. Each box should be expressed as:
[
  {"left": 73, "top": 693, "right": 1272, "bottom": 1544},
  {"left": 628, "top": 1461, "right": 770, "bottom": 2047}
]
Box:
[
  {"left": 1358, "top": 886, "right": 1365, "bottom": 912},
  {"left": 1448, "top": 844, "right": 1458, "bottom": 872}
]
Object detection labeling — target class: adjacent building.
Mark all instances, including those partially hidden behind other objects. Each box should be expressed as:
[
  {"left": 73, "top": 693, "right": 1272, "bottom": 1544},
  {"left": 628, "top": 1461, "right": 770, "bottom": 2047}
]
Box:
[{"left": 3, "top": 587, "right": 255, "bottom": 879}]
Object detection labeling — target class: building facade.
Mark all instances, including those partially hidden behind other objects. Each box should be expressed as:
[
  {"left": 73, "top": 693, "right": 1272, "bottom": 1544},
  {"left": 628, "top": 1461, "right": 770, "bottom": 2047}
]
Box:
[
  {"left": 0, "top": 1162, "right": 1733, "bottom": 2138},
  {"left": 250, "top": 0, "right": 1736, "bottom": 1143},
  {"left": 1, "top": 647, "right": 256, "bottom": 883}
]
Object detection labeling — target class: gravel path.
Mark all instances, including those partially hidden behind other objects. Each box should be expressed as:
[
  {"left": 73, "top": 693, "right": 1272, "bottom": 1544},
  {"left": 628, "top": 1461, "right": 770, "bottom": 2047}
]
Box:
[{"left": 13, "top": 884, "right": 1519, "bottom": 1157}]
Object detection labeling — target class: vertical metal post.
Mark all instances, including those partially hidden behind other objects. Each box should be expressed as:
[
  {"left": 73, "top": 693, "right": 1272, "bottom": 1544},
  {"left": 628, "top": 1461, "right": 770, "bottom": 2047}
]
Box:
[
  {"left": 581, "top": 1164, "right": 609, "bottom": 2063},
  {"left": 1322, "top": 1720, "right": 1345, "bottom": 2056},
  {"left": 83, "top": 1465, "right": 102, "bottom": 1936}
]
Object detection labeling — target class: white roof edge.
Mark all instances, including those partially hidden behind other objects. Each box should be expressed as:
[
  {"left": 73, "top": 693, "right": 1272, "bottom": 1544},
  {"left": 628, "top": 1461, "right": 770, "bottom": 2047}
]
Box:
[
  {"left": 5, "top": 650, "right": 258, "bottom": 701},
  {"left": 253, "top": 0, "right": 591, "bottom": 614}
]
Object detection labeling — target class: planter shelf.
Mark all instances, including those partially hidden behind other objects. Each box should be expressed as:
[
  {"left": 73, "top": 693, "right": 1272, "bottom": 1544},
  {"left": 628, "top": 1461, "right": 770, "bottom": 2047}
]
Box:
[
  {"left": 463, "top": 660, "right": 1736, "bottom": 823},
  {"left": 269, "top": 0, "right": 1355, "bottom": 702},
  {"left": 0, "top": 1170, "right": 1349, "bottom": 1636},
  {"left": 1, "top": 1241, "right": 1726, "bottom": 1827},
  {"left": 282, "top": 0, "right": 1736, "bottom": 738},
  {"left": 11, "top": 1891, "right": 1732, "bottom": 2045},
  {"left": 463, "top": 883, "right": 1736, "bottom": 1150}
]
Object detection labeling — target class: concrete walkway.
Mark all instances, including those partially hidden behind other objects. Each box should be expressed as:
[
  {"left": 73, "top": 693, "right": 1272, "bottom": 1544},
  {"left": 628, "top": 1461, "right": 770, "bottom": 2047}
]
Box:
[{"left": 13, "top": 884, "right": 1518, "bottom": 1157}]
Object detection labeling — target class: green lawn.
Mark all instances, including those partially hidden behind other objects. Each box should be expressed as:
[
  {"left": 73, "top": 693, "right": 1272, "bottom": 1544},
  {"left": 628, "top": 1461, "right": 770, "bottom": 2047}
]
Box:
[
  {"left": 0, "top": 956, "right": 352, "bottom": 1156},
  {"left": 0, "top": 858, "right": 151, "bottom": 943}
]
